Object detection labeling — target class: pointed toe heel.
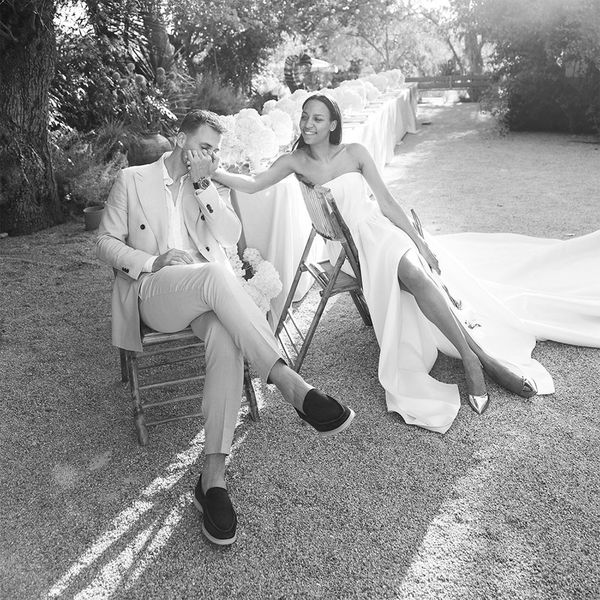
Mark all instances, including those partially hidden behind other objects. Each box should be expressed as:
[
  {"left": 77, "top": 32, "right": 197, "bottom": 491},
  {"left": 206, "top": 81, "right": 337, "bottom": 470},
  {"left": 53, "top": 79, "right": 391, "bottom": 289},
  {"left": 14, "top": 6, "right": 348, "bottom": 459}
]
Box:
[
  {"left": 468, "top": 393, "right": 490, "bottom": 415},
  {"left": 521, "top": 376, "right": 538, "bottom": 398}
]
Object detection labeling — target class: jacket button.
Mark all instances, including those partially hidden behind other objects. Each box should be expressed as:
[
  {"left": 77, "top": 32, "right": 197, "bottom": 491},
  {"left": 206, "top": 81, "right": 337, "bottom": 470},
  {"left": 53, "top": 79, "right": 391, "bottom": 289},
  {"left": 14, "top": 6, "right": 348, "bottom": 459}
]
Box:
[
  {"left": 122, "top": 267, "right": 129, "bottom": 273},
  {"left": 140, "top": 224, "right": 145, "bottom": 230},
  {"left": 205, "top": 246, "right": 210, "bottom": 252},
  {"left": 206, "top": 204, "right": 213, "bottom": 214},
  {"left": 200, "top": 215, "right": 205, "bottom": 221}
]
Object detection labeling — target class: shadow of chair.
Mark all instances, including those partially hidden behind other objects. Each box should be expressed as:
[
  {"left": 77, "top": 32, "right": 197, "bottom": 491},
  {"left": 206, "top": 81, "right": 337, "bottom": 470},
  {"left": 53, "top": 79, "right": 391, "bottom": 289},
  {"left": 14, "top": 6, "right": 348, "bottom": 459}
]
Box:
[
  {"left": 119, "top": 325, "right": 258, "bottom": 446},
  {"left": 275, "top": 177, "right": 372, "bottom": 372}
]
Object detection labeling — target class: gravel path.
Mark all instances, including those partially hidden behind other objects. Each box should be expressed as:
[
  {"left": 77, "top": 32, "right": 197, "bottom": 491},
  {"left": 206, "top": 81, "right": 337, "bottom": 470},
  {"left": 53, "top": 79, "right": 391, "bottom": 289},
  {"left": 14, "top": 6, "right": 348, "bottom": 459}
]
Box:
[{"left": 1, "top": 102, "right": 599, "bottom": 600}]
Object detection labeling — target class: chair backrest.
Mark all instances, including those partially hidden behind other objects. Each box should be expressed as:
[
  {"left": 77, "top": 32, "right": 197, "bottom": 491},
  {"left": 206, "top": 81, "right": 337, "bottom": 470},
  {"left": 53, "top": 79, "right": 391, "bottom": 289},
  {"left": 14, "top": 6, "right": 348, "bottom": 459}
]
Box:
[
  {"left": 296, "top": 177, "right": 345, "bottom": 241},
  {"left": 296, "top": 176, "right": 363, "bottom": 281}
]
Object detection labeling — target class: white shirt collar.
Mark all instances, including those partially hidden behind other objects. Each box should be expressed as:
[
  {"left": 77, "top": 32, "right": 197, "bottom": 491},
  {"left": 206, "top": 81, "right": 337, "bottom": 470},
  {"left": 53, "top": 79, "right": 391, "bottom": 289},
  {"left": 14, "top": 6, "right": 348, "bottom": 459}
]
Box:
[{"left": 159, "top": 151, "right": 188, "bottom": 187}]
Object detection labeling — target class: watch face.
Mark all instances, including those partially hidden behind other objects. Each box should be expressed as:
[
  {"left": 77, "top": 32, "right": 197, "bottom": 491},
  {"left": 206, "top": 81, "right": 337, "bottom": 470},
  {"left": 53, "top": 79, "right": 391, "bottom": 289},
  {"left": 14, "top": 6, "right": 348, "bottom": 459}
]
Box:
[{"left": 194, "top": 178, "right": 210, "bottom": 191}]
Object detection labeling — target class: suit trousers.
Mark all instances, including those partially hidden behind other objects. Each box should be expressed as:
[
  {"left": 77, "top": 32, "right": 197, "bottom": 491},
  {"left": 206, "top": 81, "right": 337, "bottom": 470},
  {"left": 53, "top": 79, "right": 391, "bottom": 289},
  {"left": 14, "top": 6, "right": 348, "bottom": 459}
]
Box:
[{"left": 138, "top": 262, "right": 282, "bottom": 454}]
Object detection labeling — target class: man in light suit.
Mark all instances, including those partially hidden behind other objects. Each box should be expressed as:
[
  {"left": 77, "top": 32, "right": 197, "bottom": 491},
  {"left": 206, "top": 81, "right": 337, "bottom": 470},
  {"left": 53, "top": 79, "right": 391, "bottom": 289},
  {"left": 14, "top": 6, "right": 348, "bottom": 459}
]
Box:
[{"left": 97, "top": 109, "right": 355, "bottom": 546}]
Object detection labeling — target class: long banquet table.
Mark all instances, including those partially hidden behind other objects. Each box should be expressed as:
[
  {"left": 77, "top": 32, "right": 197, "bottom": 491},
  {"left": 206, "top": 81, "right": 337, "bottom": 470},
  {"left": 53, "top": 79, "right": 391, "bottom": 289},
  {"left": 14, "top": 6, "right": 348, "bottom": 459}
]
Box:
[{"left": 232, "top": 84, "right": 419, "bottom": 329}]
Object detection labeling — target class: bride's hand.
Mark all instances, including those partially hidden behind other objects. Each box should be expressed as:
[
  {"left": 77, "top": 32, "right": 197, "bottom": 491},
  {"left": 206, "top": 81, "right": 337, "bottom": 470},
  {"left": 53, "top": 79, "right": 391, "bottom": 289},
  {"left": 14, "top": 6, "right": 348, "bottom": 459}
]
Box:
[{"left": 417, "top": 240, "right": 441, "bottom": 274}]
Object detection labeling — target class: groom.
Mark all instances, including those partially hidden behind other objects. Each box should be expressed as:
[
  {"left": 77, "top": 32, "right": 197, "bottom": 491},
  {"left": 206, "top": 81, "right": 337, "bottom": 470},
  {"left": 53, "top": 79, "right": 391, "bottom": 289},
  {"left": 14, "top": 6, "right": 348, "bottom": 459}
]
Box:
[{"left": 97, "top": 109, "right": 355, "bottom": 545}]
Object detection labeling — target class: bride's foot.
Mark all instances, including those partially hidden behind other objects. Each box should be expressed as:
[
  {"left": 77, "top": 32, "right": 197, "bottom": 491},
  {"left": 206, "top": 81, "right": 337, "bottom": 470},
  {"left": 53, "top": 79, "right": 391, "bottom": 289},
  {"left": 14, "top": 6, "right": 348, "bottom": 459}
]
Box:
[{"left": 463, "top": 354, "right": 490, "bottom": 415}]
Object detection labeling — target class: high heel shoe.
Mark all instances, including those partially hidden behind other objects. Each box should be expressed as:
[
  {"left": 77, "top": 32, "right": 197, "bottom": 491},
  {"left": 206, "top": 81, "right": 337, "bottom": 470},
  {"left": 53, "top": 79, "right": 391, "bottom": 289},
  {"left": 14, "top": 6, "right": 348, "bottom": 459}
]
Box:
[{"left": 468, "top": 393, "right": 490, "bottom": 415}]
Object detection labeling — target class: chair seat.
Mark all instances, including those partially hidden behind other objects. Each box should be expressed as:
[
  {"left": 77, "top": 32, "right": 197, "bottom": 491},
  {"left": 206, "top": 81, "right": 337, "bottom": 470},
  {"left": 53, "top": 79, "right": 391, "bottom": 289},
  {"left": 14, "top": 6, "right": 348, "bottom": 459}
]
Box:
[
  {"left": 120, "top": 324, "right": 259, "bottom": 445},
  {"left": 139, "top": 324, "right": 197, "bottom": 347},
  {"left": 309, "top": 260, "right": 363, "bottom": 295}
]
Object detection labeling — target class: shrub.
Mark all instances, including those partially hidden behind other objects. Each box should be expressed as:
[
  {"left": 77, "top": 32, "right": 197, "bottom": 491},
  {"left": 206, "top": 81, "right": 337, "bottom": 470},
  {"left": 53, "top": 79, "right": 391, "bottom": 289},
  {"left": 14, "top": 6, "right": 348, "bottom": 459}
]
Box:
[
  {"left": 189, "top": 73, "right": 248, "bottom": 116},
  {"left": 483, "top": 0, "right": 600, "bottom": 134},
  {"left": 50, "top": 124, "right": 127, "bottom": 216}
]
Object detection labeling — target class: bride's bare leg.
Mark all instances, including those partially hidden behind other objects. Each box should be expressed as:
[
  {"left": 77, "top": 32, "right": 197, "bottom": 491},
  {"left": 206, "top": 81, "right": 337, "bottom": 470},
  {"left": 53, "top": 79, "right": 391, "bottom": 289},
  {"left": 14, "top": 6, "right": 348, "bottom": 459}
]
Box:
[{"left": 397, "top": 249, "right": 487, "bottom": 397}]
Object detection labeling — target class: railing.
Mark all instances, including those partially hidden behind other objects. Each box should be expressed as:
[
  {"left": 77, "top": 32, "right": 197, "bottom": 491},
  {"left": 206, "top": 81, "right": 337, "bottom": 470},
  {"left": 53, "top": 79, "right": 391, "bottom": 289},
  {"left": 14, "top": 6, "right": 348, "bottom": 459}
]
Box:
[{"left": 405, "top": 74, "right": 492, "bottom": 90}]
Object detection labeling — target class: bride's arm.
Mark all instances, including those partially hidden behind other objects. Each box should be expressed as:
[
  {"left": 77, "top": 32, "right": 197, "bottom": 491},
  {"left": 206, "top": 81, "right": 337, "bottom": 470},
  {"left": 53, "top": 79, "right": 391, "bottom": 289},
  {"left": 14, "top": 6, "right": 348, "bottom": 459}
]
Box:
[
  {"left": 212, "top": 153, "right": 296, "bottom": 194},
  {"left": 351, "top": 143, "right": 440, "bottom": 273}
]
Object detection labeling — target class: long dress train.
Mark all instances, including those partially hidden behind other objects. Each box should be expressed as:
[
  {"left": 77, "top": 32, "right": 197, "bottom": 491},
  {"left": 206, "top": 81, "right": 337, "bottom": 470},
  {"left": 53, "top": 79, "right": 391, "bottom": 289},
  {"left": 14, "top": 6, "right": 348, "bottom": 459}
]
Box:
[{"left": 324, "top": 172, "right": 599, "bottom": 434}]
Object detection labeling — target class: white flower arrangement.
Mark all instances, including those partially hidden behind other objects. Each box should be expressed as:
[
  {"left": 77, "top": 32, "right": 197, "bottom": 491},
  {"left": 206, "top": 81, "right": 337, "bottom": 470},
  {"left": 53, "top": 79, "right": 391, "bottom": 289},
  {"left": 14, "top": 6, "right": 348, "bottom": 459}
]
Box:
[
  {"left": 339, "top": 79, "right": 368, "bottom": 104},
  {"left": 261, "top": 108, "right": 294, "bottom": 147},
  {"left": 330, "top": 86, "right": 365, "bottom": 114},
  {"left": 383, "top": 69, "right": 405, "bottom": 88},
  {"left": 225, "top": 247, "right": 283, "bottom": 315},
  {"left": 219, "top": 109, "right": 279, "bottom": 172},
  {"left": 362, "top": 80, "right": 382, "bottom": 101},
  {"left": 252, "top": 72, "right": 281, "bottom": 96},
  {"left": 290, "top": 88, "right": 310, "bottom": 104},
  {"left": 271, "top": 96, "right": 303, "bottom": 137},
  {"left": 220, "top": 68, "right": 405, "bottom": 170},
  {"left": 361, "top": 70, "right": 405, "bottom": 92},
  {"left": 219, "top": 114, "right": 246, "bottom": 168},
  {"left": 363, "top": 73, "right": 389, "bottom": 92},
  {"left": 262, "top": 99, "right": 278, "bottom": 114}
]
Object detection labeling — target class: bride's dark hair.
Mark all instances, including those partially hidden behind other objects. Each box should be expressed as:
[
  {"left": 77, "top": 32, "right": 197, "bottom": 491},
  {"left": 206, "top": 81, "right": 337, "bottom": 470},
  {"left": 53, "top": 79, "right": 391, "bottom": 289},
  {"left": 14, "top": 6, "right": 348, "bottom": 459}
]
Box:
[{"left": 293, "top": 94, "right": 343, "bottom": 150}]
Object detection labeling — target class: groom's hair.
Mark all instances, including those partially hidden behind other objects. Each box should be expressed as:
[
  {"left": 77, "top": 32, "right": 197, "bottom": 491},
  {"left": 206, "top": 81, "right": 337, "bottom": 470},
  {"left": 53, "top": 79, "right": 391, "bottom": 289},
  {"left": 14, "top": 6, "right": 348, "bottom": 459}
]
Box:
[{"left": 180, "top": 109, "right": 226, "bottom": 135}]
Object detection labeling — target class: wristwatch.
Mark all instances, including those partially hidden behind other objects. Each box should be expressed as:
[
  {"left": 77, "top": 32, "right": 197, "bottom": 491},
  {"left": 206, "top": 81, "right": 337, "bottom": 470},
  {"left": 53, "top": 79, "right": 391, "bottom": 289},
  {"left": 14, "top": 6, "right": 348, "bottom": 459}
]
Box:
[{"left": 193, "top": 177, "right": 211, "bottom": 191}]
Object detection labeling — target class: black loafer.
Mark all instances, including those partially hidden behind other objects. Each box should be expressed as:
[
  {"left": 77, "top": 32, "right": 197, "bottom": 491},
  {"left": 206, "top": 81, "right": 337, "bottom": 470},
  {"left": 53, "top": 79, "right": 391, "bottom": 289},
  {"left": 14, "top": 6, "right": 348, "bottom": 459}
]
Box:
[
  {"left": 193, "top": 476, "right": 237, "bottom": 546},
  {"left": 295, "top": 389, "right": 355, "bottom": 437}
]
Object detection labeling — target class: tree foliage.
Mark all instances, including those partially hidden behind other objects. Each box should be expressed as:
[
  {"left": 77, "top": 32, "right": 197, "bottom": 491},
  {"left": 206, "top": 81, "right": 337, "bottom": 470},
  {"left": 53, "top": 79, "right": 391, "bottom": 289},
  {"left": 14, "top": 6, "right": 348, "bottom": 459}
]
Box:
[
  {"left": 480, "top": 0, "right": 600, "bottom": 132},
  {"left": 52, "top": 0, "right": 176, "bottom": 134}
]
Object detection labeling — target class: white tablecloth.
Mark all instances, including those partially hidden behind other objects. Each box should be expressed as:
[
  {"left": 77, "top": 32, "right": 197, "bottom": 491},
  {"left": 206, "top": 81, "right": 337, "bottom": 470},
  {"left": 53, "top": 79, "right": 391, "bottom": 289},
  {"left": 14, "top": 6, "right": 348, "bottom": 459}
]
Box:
[{"left": 233, "top": 85, "right": 419, "bottom": 328}]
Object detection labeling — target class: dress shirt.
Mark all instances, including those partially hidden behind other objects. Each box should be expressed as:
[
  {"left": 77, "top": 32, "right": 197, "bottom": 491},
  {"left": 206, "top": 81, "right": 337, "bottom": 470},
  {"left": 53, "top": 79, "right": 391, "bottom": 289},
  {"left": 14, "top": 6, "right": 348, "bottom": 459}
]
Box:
[{"left": 142, "top": 153, "right": 206, "bottom": 273}]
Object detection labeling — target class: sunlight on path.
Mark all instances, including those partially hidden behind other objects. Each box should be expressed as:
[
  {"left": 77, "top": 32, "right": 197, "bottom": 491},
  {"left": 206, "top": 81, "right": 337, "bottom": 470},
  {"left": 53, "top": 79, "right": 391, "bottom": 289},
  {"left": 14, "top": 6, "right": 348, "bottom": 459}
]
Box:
[
  {"left": 397, "top": 455, "right": 538, "bottom": 599},
  {"left": 47, "top": 405, "right": 258, "bottom": 599}
]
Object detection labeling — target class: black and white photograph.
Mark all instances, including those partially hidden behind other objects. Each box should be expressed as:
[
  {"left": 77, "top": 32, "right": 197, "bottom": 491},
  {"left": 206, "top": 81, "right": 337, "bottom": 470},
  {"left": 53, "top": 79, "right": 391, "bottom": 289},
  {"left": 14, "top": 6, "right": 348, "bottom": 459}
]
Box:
[{"left": 1, "top": 0, "right": 599, "bottom": 598}]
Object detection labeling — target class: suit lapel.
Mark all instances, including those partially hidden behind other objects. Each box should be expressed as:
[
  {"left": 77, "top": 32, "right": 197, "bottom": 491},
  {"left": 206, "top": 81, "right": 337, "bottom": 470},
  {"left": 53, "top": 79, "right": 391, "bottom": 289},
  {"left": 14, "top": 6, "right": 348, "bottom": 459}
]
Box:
[{"left": 134, "top": 161, "right": 169, "bottom": 254}]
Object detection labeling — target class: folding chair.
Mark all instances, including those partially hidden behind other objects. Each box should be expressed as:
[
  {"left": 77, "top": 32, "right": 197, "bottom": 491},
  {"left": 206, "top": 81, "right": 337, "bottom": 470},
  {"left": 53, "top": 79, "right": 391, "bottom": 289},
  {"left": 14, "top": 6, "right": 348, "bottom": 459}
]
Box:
[
  {"left": 119, "top": 325, "right": 258, "bottom": 446},
  {"left": 275, "top": 177, "right": 372, "bottom": 372}
]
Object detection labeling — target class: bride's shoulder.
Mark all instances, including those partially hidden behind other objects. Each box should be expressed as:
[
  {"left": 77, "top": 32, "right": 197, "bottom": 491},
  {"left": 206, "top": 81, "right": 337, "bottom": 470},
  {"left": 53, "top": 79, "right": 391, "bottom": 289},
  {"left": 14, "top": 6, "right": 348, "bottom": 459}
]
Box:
[
  {"left": 344, "top": 142, "right": 369, "bottom": 156},
  {"left": 338, "top": 143, "right": 368, "bottom": 168}
]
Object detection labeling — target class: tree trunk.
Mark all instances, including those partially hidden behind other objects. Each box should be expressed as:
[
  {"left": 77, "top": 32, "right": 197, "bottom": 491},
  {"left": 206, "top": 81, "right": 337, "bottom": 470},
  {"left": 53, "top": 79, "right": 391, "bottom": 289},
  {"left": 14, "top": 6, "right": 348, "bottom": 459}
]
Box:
[{"left": 0, "top": 1, "right": 63, "bottom": 235}]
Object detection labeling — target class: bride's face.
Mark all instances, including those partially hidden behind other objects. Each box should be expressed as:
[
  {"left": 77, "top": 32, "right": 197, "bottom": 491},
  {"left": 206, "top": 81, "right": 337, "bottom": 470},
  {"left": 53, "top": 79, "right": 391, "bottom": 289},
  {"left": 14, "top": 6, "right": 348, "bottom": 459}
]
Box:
[{"left": 300, "top": 100, "right": 336, "bottom": 145}]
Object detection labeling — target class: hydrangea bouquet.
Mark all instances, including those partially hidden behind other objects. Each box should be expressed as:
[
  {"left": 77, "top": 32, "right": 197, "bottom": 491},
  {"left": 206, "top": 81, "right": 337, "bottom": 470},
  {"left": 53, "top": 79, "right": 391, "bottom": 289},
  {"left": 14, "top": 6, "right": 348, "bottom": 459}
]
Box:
[
  {"left": 226, "top": 247, "right": 283, "bottom": 315},
  {"left": 219, "top": 108, "right": 293, "bottom": 173}
]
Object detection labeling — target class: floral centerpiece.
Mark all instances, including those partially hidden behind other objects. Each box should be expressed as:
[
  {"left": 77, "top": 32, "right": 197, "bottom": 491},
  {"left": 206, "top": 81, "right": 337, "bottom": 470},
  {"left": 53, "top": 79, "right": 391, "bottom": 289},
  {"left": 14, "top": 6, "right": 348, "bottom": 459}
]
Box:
[
  {"left": 219, "top": 108, "right": 287, "bottom": 172},
  {"left": 226, "top": 247, "right": 282, "bottom": 315},
  {"left": 329, "top": 86, "right": 365, "bottom": 114},
  {"left": 220, "top": 68, "right": 406, "bottom": 169}
]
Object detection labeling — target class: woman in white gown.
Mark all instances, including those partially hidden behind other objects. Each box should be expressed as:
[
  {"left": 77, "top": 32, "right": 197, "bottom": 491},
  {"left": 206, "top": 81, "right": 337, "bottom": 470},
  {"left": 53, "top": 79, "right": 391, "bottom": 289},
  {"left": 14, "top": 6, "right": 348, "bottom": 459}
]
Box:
[{"left": 212, "top": 94, "right": 595, "bottom": 433}]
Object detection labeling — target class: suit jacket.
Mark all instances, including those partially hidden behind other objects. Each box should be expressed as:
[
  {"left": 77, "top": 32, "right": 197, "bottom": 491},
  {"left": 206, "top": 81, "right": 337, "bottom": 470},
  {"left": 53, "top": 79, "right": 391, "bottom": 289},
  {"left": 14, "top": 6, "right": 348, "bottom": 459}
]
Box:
[{"left": 97, "top": 154, "right": 242, "bottom": 352}]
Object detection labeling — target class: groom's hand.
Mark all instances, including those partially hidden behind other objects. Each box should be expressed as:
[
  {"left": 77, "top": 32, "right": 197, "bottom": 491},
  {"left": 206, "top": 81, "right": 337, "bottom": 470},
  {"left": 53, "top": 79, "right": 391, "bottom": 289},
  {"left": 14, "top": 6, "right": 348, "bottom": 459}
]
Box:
[
  {"left": 186, "top": 149, "right": 215, "bottom": 182},
  {"left": 152, "top": 249, "right": 194, "bottom": 272}
]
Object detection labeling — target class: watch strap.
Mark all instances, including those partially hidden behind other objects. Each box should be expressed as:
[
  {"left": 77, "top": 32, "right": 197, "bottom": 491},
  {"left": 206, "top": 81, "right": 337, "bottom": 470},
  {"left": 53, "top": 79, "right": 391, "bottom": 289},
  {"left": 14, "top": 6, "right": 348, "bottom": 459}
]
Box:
[{"left": 193, "top": 177, "right": 211, "bottom": 191}]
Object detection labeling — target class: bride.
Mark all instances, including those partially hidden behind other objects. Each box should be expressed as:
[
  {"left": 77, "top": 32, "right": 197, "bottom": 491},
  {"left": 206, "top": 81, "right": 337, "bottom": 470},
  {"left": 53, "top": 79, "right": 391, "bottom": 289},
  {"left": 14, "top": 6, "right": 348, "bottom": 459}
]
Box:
[{"left": 211, "top": 94, "right": 588, "bottom": 433}]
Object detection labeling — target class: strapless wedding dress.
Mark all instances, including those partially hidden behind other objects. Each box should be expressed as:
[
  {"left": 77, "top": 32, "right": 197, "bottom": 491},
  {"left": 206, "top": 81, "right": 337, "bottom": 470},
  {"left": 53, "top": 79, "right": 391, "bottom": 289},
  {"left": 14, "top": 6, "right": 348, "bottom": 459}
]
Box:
[{"left": 324, "top": 172, "right": 599, "bottom": 433}]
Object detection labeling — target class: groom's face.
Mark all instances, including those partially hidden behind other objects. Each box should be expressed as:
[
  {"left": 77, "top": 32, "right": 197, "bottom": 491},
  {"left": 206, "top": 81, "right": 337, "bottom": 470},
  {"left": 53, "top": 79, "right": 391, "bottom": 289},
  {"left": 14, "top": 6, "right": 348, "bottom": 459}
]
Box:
[{"left": 178, "top": 124, "right": 222, "bottom": 166}]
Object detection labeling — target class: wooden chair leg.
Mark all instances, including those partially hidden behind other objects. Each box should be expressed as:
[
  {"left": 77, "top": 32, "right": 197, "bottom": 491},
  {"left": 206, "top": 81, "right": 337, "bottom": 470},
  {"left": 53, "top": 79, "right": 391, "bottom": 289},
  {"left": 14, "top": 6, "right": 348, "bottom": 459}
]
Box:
[
  {"left": 243, "top": 362, "right": 259, "bottom": 421},
  {"left": 350, "top": 290, "right": 373, "bottom": 326},
  {"left": 275, "top": 229, "right": 316, "bottom": 337},
  {"left": 125, "top": 351, "right": 149, "bottom": 446},
  {"left": 119, "top": 348, "right": 128, "bottom": 383}
]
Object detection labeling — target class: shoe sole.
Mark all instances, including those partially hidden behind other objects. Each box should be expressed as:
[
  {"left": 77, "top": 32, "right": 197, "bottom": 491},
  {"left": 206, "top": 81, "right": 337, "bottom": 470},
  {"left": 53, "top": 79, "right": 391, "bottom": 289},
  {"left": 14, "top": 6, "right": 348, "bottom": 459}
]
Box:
[
  {"left": 193, "top": 496, "right": 237, "bottom": 546},
  {"left": 317, "top": 408, "right": 355, "bottom": 438}
]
